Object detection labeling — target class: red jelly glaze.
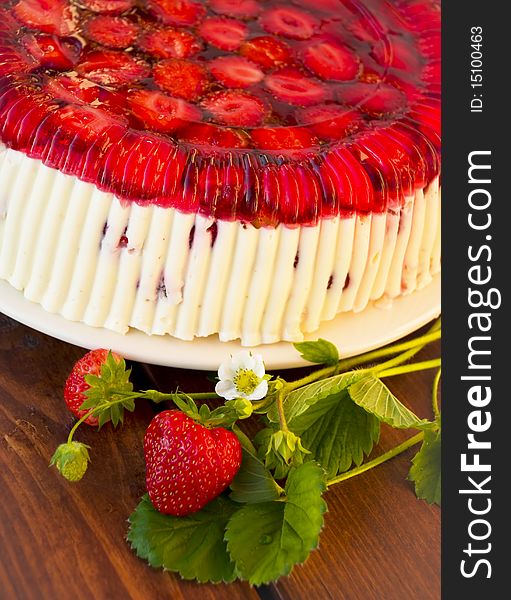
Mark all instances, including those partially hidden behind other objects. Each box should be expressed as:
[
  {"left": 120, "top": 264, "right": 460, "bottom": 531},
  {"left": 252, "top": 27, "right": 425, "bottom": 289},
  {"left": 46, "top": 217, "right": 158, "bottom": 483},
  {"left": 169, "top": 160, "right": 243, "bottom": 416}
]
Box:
[{"left": 0, "top": 0, "right": 440, "bottom": 226}]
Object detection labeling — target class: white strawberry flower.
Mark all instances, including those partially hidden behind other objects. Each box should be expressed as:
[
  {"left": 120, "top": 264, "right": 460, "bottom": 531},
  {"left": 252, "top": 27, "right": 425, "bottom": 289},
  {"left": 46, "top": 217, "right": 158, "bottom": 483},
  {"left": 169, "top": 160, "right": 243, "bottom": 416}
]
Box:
[{"left": 215, "top": 350, "right": 268, "bottom": 401}]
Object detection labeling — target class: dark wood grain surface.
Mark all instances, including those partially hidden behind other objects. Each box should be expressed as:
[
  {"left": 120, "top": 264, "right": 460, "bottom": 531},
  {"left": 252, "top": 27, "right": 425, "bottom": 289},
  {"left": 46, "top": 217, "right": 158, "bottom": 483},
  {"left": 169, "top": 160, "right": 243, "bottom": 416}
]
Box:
[{"left": 0, "top": 313, "right": 440, "bottom": 600}]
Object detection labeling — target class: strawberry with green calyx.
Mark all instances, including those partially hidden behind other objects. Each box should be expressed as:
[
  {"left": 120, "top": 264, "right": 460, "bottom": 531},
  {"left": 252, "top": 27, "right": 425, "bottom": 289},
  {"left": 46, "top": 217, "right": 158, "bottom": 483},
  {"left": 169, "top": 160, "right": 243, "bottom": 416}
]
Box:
[
  {"left": 144, "top": 409, "right": 242, "bottom": 516},
  {"left": 64, "top": 348, "right": 133, "bottom": 427}
]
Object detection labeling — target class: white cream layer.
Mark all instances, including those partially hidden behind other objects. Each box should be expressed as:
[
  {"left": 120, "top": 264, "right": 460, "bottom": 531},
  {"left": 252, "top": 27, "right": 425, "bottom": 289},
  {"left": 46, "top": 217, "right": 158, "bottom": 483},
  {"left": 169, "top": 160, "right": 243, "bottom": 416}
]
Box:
[{"left": 0, "top": 145, "right": 441, "bottom": 346}]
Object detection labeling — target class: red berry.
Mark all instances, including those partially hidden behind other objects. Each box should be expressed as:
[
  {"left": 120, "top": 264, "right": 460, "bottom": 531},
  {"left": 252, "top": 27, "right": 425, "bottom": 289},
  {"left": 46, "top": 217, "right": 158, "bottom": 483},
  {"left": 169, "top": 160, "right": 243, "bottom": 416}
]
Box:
[
  {"left": 53, "top": 104, "right": 127, "bottom": 141},
  {"left": 83, "top": 15, "right": 139, "bottom": 49},
  {"left": 76, "top": 50, "right": 150, "bottom": 86},
  {"left": 209, "top": 0, "right": 261, "bottom": 19},
  {"left": 359, "top": 84, "right": 408, "bottom": 116},
  {"left": 338, "top": 82, "right": 407, "bottom": 116},
  {"left": 179, "top": 122, "right": 249, "bottom": 148},
  {"left": 0, "top": 47, "right": 37, "bottom": 76},
  {"left": 371, "top": 36, "right": 422, "bottom": 73},
  {"left": 64, "top": 349, "right": 122, "bottom": 427},
  {"left": 137, "top": 27, "right": 202, "bottom": 59},
  {"left": 260, "top": 6, "right": 319, "bottom": 40},
  {"left": 251, "top": 126, "right": 318, "bottom": 151},
  {"left": 209, "top": 55, "right": 264, "bottom": 89},
  {"left": 80, "top": 0, "right": 133, "bottom": 13},
  {"left": 144, "top": 410, "right": 242, "bottom": 516},
  {"left": 265, "top": 68, "right": 329, "bottom": 106},
  {"left": 45, "top": 74, "right": 97, "bottom": 104},
  {"left": 302, "top": 40, "right": 360, "bottom": 81},
  {"left": 202, "top": 90, "right": 266, "bottom": 127},
  {"left": 147, "top": 0, "right": 206, "bottom": 27},
  {"left": 129, "top": 89, "right": 202, "bottom": 133},
  {"left": 44, "top": 75, "right": 130, "bottom": 116},
  {"left": 297, "top": 104, "right": 362, "bottom": 139},
  {"left": 239, "top": 35, "right": 291, "bottom": 70},
  {"left": 21, "top": 33, "right": 81, "bottom": 70},
  {"left": 13, "top": 0, "right": 76, "bottom": 36},
  {"left": 199, "top": 16, "right": 248, "bottom": 51},
  {"left": 153, "top": 58, "right": 209, "bottom": 101},
  {"left": 344, "top": 14, "right": 382, "bottom": 43}
]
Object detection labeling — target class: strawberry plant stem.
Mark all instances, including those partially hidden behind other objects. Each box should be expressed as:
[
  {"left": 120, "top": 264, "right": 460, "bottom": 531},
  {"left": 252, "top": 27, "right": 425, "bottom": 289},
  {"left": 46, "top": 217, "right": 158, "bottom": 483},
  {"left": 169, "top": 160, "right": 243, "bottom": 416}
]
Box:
[
  {"left": 187, "top": 392, "right": 221, "bottom": 400},
  {"left": 432, "top": 368, "right": 441, "bottom": 419},
  {"left": 326, "top": 432, "right": 424, "bottom": 487},
  {"left": 66, "top": 397, "right": 138, "bottom": 443},
  {"left": 276, "top": 387, "right": 289, "bottom": 433},
  {"left": 376, "top": 358, "right": 441, "bottom": 379},
  {"left": 335, "top": 329, "right": 441, "bottom": 372},
  {"left": 286, "top": 319, "right": 441, "bottom": 392}
]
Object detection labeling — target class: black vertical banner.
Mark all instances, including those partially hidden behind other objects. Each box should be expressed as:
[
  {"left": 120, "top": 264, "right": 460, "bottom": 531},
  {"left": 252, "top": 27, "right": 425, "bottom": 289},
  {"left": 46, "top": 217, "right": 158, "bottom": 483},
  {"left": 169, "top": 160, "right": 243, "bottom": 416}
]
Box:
[{"left": 442, "top": 1, "right": 508, "bottom": 597}]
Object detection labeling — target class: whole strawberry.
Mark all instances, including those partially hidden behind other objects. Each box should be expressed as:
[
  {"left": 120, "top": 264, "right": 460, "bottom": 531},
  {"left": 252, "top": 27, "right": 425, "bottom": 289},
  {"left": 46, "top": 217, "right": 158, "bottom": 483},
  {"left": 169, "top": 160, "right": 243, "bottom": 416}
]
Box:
[
  {"left": 64, "top": 348, "right": 122, "bottom": 426},
  {"left": 144, "top": 410, "right": 242, "bottom": 516}
]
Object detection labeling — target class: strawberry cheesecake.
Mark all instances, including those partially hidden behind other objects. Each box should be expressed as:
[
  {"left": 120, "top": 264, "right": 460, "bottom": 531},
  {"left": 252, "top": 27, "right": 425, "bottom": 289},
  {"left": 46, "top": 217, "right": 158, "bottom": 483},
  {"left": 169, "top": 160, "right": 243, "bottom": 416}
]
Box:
[{"left": 0, "top": 0, "right": 440, "bottom": 346}]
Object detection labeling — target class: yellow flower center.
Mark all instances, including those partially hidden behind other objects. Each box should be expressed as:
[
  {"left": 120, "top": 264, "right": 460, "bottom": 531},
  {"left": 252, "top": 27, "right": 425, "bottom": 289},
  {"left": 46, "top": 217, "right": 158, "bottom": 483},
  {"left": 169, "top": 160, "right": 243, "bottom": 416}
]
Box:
[{"left": 233, "top": 369, "right": 261, "bottom": 395}]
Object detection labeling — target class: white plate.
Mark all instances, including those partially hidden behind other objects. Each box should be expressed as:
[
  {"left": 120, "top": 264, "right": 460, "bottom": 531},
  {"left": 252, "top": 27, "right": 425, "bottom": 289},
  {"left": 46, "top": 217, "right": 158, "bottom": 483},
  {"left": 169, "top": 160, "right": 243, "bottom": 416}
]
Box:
[{"left": 0, "top": 276, "right": 440, "bottom": 370}]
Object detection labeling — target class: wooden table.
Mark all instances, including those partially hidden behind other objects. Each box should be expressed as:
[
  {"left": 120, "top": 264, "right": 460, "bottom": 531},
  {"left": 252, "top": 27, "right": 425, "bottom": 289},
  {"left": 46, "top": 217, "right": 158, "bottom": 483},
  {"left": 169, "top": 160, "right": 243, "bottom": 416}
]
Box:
[{"left": 0, "top": 313, "right": 440, "bottom": 600}]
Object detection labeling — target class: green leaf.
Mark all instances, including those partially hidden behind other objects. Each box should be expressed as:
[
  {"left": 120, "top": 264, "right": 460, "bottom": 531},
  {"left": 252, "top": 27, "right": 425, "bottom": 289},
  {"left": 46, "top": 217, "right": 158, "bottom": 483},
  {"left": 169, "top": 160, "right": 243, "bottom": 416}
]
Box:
[
  {"left": 80, "top": 352, "right": 134, "bottom": 427},
  {"left": 267, "top": 371, "right": 362, "bottom": 424},
  {"left": 127, "top": 494, "right": 238, "bottom": 584},
  {"left": 171, "top": 393, "right": 201, "bottom": 419},
  {"left": 230, "top": 450, "right": 283, "bottom": 504},
  {"left": 291, "top": 389, "right": 380, "bottom": 478},
  {"left": 409, "top": 429, "right": 441, "bottom": 505},
  {"left": 293, "top": 338, "right": 339, "bottom": 365},
  {"left": 225, "top": 462, "right": 327, "bottom": 585},
  {"left": 347, "top": 374, "right": 435, "bottom": 430}
]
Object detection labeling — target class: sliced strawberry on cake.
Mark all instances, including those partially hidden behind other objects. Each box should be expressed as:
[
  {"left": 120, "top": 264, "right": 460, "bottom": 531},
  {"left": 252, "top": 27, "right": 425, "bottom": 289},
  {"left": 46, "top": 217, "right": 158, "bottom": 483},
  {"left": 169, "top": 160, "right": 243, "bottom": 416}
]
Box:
[
  {"left": 209, "top": 56, "right": 264, "bottom": 89},
  {"left": 76, "top": 50, "right": 150, "bottom": 87},
  {"left": 153, "top": 58, "right": 210, "bottom": 101},
  {"left": 83, "top": 15, "right": 140, "bottom": 49},
  {"left": 21, "top": 33, "right": 82, "bottom": 70},
  {"left": 137, "top": 27, "right": 203, "bottom": 59},
  {"left": 13, "top": 0, "right": 76, "bottom": 36},
  {"left": 129, "top": 89, "right": 202, "bottom": 133}
]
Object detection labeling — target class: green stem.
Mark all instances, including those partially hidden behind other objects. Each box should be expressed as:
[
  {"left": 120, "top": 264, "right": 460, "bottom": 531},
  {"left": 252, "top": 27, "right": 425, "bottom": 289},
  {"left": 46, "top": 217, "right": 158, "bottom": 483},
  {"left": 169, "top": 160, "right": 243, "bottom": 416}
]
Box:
[
  {"left": 142, "top": 390, "right": 220, "bottom": 402},
  {"left": 187, "top": 392, "right": 220, "bottom": 400},
  {"left": 67, "top": 396, "right": 138, "bottom": 443},
  {"left": 432, "top": 368, "right": 441, "bottom": 419},
  {"left": 336, "top": 329, "right": 441, "bottom": 372},
  {"left": 286, "top": 319, "right": 441, "bottom": 392},
  {"left": 252, "top": 394, "right": 277, "bottom": 413},
  {"left": 326, "top": 432, "right": 424, "bottom": 487},
  {"left": 286, "top": 364, "right": 337, "bottom": 392},
  {"left": 377, "top": 358, "right": 441, "bottom": 379},
  {"left": 67, "top": 408, "right": 97, "bottom": 444},
  {"left": 276, "top": 387, "right": 289, "bottom": 433}
]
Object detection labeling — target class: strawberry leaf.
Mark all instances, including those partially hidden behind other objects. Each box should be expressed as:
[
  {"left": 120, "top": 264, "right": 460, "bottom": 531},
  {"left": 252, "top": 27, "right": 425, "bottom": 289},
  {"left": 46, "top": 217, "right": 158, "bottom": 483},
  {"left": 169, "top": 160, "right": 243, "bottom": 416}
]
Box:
[
  {"left": 291, "top": 389, "right": 380, "bottom": 478},
  {"left": 80, "top": 352, "right": 134, "bottom": 427},
  {"left": 127, "top": 494, "right": 238, "bottom": 584},
  {"left": 225, "top": 461, "right": 327, "bottom": 585},
  {"left": 266, "top": 372, "right": 361, "bottom": 424},
  {"left": 409, "top": 428, "right": 441, "bottom": 505},
  {"left": 293, "top": 338, "right": 339, "bottom": 365},
  {"left": 171, "top": 392, "right": 201, "bottom": 418},
  {"left": 229, "top": 449, "right": 283, "bottom": 504},
  {"left": 347, "top": 374, "right": 435, "bottom": 430}
]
